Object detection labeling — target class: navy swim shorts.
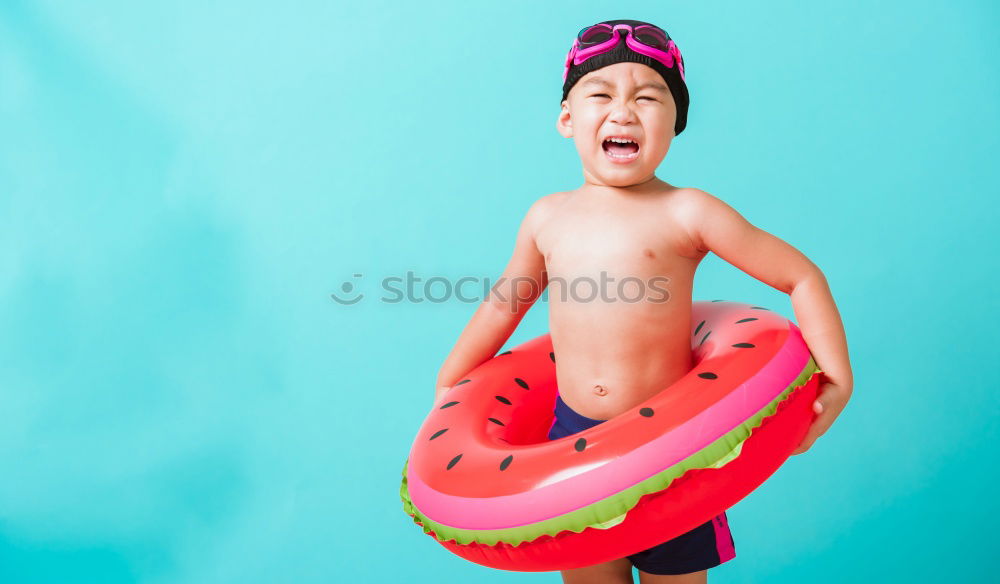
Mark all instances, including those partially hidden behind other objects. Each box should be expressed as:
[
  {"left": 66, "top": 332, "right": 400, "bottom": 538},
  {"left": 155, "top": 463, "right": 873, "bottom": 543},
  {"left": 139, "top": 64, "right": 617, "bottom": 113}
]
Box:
[{"left": 548, "top": 395, "right": 737, "bottom": 575}]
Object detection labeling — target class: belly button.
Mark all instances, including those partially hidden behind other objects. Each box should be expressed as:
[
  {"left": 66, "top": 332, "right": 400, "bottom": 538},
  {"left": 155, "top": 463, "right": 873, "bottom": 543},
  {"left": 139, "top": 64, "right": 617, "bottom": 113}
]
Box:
[{"left": 593, "top": 384, "right": 608, "bottom": 396}]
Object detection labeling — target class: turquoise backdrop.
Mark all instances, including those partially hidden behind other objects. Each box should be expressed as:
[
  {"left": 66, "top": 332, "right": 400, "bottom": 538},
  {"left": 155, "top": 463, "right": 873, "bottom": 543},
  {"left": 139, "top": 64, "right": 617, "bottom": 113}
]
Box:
[{"left": 2, "top": 1, "right": 996, "bottom": 582}]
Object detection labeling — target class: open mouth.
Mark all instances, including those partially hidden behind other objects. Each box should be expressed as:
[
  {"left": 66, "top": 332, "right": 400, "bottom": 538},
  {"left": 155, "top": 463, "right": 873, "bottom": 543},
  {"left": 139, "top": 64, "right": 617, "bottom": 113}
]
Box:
[{"left": 602, "top": 136, "right": 640, "bottom": 161}]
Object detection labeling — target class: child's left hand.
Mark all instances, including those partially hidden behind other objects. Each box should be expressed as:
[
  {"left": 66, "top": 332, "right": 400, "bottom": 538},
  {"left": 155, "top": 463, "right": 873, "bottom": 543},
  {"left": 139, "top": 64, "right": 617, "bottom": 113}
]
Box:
[{"left": 790, "top": 378, "right": 853, "bottom": 455}]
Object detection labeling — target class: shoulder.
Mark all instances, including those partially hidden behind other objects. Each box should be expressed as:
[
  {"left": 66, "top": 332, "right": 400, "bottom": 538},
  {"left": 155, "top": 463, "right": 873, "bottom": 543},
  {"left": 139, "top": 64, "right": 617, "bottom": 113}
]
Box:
[
  {"left": 668, "top": 187, "right": 751, "bottom": 252},
  {"left": 669, "top": 186, "right": 733, "bottom": 216},
  {"left": 523, "top": 191, "right": 572, "bottom": 232},
  {"left": 667, "top": 186, "right": 749, "bottom": 224},
  {"left": 528, "top": 190, "right": 572, "bottom": 215}
]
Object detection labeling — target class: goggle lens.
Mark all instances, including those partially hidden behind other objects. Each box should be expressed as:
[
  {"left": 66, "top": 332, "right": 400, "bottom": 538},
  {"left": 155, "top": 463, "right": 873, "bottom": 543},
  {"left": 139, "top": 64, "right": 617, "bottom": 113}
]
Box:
[
  {"left": 578, "top": 25, "right": 613, "bottom": 46},
  {"left": 633, "top": 25, "right": 670, "bottom": 49}
]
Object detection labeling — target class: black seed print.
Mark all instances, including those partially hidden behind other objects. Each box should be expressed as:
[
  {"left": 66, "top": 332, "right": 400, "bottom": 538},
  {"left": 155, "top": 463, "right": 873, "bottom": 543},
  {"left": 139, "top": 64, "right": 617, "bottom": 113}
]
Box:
[
  {"left": 574, "top": 438, "right": 587, "bottom": 452},
  {"left": 549, "top": 352, "right": 555, "bottom": 362},
  {"left": 498, "top": 350, "right": 512, "bottom": 356},
  {"left": 429, "top": 428, "right": 448, "bottom": 440},
  {"left": 750, "top": 306, "right": 768, "bottom": 310},
  {"left": 447, "top": 454, "right": 463, "bottom": 469},
  {"left": 640, "top": 407, "right": 654, "bottom": 417},
  {"left": 732, "top": 342, "right": 755, "bottom": 348},
  {"left": 495, "top": 395, "right": 512, "bottom": 405},
  {"left": 455, "top": 379, "right": 471, "bottom": 385},
  {"left": 515, "top": 378, "right": 530, "bottom": 390},
  {"left": 735, "top": 318, "right": 758, "bottom": 323},
  {"left": 698, "top": 372, "right": 718, "bottom": 379},
  {"left": 439, "top": 401, "right": 460, "bottom": 409},
  {"left": 488, "top": 418, "right": 505, "bottom": 426},
  {"left": 699, "top": 331, "right": 711, "bottom": 346},
  {"left": 694, "top": 320, "right": 706, "bottom": 336},
  {"left": 499, "top": 455, "right": 513, "bottom": 471}
]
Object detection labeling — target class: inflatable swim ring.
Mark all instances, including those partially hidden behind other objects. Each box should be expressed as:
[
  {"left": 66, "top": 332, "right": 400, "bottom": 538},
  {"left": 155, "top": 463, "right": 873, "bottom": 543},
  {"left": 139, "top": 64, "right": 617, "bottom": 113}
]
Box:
[{"left": 400, "top": 300, "right": 823, "bottom": 571}]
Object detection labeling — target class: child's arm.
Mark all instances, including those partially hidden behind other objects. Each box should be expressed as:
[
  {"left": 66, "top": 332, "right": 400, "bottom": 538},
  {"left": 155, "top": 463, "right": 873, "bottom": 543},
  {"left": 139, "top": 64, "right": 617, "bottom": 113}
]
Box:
[
  {"left": 433, "top": 197, "right": 552, "bottom": 406},
  {"left": 682, "top": 189, "right": 854, "bottom": 455}
]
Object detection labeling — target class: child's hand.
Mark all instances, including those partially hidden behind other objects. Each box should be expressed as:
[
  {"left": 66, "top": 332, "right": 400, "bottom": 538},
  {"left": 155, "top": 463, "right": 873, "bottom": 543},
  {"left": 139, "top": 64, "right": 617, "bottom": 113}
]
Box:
[
  {"left": 790, "top": 377, "right": 853, "bottom": 456},
  {"left": 432, "top": 385, "right": 453, "bottom": 408}
]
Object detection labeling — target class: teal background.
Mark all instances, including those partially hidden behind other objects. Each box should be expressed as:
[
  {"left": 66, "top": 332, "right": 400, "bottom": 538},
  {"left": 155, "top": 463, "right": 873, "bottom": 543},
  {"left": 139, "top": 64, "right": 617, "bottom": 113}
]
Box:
[{"left": 1, "top": 1, "right": 996, "bottom": 582}]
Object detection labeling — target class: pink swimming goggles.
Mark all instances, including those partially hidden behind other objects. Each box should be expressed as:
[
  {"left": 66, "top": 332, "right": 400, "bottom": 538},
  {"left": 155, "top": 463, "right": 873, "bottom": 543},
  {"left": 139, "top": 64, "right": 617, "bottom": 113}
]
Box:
[{"left": 562, "top": 22, "right": 685, "bottom": 83}]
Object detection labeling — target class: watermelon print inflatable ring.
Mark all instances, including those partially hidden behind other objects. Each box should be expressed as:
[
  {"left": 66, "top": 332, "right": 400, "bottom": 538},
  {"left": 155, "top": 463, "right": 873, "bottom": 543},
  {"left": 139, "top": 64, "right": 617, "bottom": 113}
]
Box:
[{"left": 400, "top": 300, "right": 823, "bottom": 572}]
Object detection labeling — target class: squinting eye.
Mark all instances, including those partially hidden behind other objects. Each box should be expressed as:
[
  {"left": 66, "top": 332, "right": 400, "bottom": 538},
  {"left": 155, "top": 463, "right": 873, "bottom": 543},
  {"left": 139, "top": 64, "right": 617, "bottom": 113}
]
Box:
[{"left": 589, "top": 94, "right": 656, "bottom": 102}]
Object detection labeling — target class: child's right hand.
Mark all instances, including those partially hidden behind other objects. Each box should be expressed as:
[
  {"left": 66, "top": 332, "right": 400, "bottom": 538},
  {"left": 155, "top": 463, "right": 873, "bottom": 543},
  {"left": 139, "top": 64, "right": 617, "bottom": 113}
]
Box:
[{"left": 433, "top": 385, "right": 452, "bottom": 408}]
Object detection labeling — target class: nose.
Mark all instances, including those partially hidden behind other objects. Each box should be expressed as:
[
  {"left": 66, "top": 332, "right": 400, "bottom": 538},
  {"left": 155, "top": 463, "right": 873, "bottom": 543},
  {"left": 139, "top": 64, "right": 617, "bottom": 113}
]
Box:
[{"left": 607, "top": 100, "right": 638, "bottom": 125}]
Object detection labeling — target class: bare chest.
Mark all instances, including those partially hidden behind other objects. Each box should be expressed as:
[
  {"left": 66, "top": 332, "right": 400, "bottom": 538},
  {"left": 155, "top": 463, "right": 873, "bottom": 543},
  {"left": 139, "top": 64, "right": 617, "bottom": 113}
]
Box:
[{"left": 535, "top": 200, "right": 703, "bottom": 281}]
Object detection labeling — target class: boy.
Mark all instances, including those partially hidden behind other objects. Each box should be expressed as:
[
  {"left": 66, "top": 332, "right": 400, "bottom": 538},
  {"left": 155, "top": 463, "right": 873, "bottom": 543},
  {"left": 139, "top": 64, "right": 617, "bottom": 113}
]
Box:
[{"left": 433, "top": 19, "right": 853, "bottom": 584}]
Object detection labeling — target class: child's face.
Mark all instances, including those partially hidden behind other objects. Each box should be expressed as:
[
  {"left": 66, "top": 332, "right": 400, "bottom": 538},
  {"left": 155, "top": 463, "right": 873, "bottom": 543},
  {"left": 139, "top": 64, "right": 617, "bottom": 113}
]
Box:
[{"left": 557, "top": 62, "right": 677, "bottom": 188}]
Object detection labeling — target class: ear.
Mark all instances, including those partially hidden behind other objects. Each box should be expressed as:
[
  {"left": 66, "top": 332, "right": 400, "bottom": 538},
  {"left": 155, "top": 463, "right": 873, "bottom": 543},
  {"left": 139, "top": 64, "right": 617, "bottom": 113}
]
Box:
[{"left": 556, "top": 100, "right": 573, "bottom": 138}]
